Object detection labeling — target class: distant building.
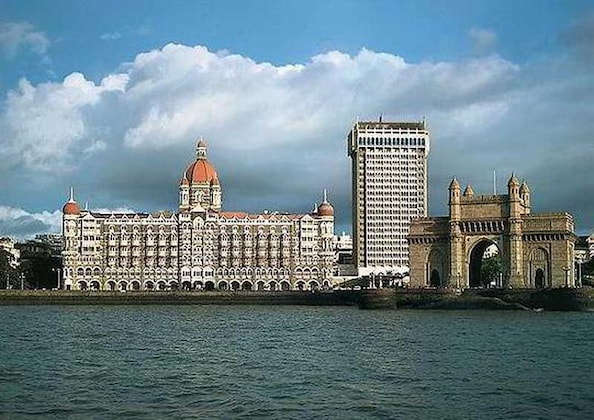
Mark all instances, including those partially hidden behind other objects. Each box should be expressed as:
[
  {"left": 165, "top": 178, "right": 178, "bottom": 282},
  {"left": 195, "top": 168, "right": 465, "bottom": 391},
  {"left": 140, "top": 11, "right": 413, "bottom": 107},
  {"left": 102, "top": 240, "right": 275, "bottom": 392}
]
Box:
[
  {"left": 333, "top": 232, "right": 353, "bottom": 265},
  {"left": 347, "top": 120, "right": 430, "bottom": 276},
  {"left": 62, "top": 140, "right": 335, "bottom": 291},
  {"left": 0, "top": 237, "right": 20, "bottom": 269},
  {"left": 35, "top": 234, "right": 64, "bottom": 256}
]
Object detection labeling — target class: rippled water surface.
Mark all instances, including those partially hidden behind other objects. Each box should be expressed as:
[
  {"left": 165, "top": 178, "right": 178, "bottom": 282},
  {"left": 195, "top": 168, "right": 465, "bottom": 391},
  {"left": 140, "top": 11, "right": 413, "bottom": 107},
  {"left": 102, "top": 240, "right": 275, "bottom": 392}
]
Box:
[{"left": 1, "top": 306, "right": 593, "bottom": 419}]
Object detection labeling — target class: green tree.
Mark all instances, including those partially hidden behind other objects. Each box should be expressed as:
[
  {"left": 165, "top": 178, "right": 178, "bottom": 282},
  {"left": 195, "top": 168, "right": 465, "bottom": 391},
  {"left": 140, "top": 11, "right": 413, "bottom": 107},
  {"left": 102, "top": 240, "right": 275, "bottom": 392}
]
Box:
[{"left": 480, "top": 255, "right": 503, "bottom": 287}]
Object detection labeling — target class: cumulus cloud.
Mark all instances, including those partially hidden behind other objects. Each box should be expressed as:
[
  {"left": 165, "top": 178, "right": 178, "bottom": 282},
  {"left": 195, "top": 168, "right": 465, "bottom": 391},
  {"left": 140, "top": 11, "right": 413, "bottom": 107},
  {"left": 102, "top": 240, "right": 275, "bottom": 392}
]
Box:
[
  {"left": 0, "top": 40, "right": 593, "bottom": 237},
  {"left": 0, "top": 21, "right": 50, "bottom": 60},
  {"left": 469, "top": 27, "right": 497, "bottom": 52},
  {"left": 0, "top": 72, "right": 127, "bottom": 172}
]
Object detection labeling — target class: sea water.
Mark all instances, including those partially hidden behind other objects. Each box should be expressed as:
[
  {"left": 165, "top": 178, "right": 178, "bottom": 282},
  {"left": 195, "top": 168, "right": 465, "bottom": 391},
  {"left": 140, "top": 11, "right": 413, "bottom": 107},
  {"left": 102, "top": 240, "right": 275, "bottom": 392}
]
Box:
[{"left": 1, "top": 306, "right": 593, "bottom": 419}]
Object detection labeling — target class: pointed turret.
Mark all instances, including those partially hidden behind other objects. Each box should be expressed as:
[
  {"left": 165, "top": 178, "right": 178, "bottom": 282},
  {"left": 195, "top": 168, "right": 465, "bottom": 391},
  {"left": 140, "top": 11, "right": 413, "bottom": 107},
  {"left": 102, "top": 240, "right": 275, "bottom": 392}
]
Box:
[
  {"left": 520, "top": 180, "right": 531, "bottom": 213},
  {"left": 508, "top": 173, "right": 521, "bottom": 218},
  {"left": 507, "top": 173, "right": 520, "bottom": 188},
  {"left": 448, "top": 177, "right": 461, "bottom": 221},
  {"left": 448, "top": 177, "right": 461, "bottom": 190},
  {"left": 463, "top": 184, "right": 475, "bottom": 198}
]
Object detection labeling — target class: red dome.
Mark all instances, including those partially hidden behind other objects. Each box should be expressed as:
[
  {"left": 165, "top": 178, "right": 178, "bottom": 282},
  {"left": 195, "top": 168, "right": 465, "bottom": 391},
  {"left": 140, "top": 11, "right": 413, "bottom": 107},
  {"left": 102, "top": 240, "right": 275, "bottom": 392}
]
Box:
[
  {"left": 317, "top": 202, "right": 334, "bottom": 217},
  {"left": 63, "top": 201, "right": 80, "bottom": 215},
  {"left": 183, "top": 159, "right": 219, "bottom": 184}
]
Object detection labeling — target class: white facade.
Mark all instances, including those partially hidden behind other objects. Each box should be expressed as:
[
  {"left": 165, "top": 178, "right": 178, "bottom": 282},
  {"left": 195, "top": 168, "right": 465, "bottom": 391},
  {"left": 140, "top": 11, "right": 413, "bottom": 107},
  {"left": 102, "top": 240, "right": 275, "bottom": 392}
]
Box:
[
  {"left": 0, "top": 237, "right": 20, "bottom": 269},
  {"left": 62, "top": 141, "right": 335, "bottom": 291},
  {"left": 347, "top": 120, "right": 430, "bottom": 275}
]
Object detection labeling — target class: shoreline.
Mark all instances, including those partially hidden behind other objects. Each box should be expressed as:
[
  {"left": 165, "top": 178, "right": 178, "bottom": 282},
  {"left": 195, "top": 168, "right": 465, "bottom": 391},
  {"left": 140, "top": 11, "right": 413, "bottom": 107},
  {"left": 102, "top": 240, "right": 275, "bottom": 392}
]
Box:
[{"left": 1, "top": 288, "right": 593, "bottom": 311}]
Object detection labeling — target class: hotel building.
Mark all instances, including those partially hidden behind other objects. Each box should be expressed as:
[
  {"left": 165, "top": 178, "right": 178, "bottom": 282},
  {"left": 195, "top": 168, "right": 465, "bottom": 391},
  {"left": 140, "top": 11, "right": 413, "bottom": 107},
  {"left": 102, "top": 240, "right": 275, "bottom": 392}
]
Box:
[
  {"left": 62, "top": 140, "right": 335, "bottom": 291},
  {"left": 347, "top": 120, "right": 430, "bottom": 275}
]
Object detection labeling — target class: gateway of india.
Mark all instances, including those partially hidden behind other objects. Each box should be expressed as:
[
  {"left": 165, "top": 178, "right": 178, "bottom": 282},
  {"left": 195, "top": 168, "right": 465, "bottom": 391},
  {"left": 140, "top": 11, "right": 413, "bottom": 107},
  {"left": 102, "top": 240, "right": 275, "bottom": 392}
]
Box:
[
  {"left": 62, "top": 140, "right": 335, "bottom": 291},
  {"left": 408, "top": 175, "right": 576, "bottom": 289}
]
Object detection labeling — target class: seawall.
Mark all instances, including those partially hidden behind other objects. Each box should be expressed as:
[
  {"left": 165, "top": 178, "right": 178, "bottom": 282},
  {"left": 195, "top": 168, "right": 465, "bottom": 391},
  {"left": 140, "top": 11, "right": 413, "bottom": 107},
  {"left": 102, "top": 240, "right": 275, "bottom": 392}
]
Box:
[
  {"left": 392, "top": 288, "right": 594, "bottom": 311},
  {"left": 0, "top": 290, "right": 361, "bottom": 306},
  {"left": 1, "top": 288, "right": 593, "bottom": 311}
]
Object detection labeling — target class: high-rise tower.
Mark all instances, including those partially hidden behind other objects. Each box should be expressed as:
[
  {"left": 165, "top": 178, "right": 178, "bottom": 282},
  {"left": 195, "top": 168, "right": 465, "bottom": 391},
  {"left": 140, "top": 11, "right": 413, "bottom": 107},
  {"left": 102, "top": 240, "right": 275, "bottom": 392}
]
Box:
[{"left": 347, "top": 120, "right": 430, "bottom": 275}]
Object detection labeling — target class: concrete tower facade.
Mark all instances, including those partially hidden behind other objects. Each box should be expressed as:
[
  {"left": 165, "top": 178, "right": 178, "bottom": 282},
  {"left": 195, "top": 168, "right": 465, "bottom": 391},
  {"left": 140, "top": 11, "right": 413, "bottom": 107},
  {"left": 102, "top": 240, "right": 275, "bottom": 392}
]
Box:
[{"left": 347, "top": 120, "right": 430, "bottom": 275}]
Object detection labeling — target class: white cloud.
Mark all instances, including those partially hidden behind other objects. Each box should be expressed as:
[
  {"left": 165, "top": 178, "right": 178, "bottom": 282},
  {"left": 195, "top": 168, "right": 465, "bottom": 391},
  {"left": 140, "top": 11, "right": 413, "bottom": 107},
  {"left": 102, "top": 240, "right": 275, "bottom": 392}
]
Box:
[
  {"left": 0, "top": 44, "right": 518, "bottom": 172},
  {"left": 100, "top": 32, "right": 122, "bottom": 41},
  {"left": 0, "top": 72, "right": 127, "bottom": 172},
  {"left": 469, "top": 27, "right": 497, "bottom": 52},
  {"left": 0, "top": 42, "right": 593, "bottom": 234},
  {"left": 0, "top": 21, "right": 50, "bottom": 59}
]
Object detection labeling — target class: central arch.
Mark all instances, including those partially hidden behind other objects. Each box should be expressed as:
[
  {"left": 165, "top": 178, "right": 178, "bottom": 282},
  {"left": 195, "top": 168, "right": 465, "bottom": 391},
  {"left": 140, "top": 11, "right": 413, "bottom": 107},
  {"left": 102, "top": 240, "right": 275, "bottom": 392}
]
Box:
[{"left": 468, "top": 239, "right": 502, "bottom": 288}]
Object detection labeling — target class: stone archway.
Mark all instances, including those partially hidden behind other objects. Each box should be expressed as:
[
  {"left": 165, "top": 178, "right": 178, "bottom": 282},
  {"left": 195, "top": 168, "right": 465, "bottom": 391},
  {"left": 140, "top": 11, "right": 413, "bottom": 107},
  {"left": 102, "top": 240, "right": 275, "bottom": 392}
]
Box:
[
  {"left": 468, "top": 239, "right": 501, "bottom": 288},
  {"left": 408, "top": 176, "right": 576, "bottom": 289},
  {"left": 530, "top": 247, "right": 549, "bottom": 288}
]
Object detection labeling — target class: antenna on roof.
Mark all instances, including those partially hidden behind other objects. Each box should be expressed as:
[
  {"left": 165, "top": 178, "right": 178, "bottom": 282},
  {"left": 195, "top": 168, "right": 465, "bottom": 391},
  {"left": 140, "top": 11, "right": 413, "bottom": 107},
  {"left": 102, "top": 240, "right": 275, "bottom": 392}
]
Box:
[
  {"left": 379, "top": 113, "right": 383, "bottom": 123},
  {"left": 323, "top": 188, "right": 328, "bottom": 203},
  {"left": 493, "top": 170, "right": 497, "bottom": 195},
  {"left": 69, "top": 186, "right": 75, "bottom": 202},
  {"left": 84, "top": 201, "right": 89, "bottom": 211}
]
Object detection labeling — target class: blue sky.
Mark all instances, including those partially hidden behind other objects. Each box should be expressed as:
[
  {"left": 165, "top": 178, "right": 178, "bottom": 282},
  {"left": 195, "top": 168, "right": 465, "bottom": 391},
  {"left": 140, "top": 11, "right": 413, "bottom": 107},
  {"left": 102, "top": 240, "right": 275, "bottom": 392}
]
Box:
[{"left": 1, "top": 0, "right": 593, "bottom": 237}]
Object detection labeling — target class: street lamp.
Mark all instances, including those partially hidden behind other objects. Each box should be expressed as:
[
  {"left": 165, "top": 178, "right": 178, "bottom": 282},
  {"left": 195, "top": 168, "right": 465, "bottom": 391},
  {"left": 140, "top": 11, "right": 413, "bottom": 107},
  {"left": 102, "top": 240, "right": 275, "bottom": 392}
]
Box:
[{"left": 52, "top": 268, "right": 61, "bottom": 290}]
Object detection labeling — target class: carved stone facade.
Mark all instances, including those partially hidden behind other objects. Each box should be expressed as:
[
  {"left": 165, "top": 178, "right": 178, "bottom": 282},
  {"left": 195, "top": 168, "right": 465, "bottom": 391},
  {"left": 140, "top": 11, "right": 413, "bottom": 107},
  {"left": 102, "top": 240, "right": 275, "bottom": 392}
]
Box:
[
  {"left": 62, "top": 140, "right": 334, "bottom": 291},
  {"left": 408, "top": 175, "right": 576, "bottom": 288}
]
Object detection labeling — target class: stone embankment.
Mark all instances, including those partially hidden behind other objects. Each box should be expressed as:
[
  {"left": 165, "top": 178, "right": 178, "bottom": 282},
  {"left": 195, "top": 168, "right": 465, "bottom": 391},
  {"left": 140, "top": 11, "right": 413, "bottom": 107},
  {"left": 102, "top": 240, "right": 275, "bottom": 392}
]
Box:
[
  {"left": 391, "top": 288, "right": 594, "bottom": 311},
  {"left": 1, "top": 288, "right": 593, "bottom": 310},
  {"left": 0, "top": 290, "right": 360, "bottom": 306}
]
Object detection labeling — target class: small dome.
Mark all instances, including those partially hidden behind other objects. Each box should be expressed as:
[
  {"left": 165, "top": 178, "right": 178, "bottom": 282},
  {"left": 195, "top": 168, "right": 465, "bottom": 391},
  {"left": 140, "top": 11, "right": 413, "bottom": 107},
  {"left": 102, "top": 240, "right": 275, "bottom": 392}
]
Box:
[
  {"left": 183, "top": 159, "right": 219, "bottom": 185},
  {"left": 317, "top": 202, "right": 334, "bottom": 217},
  {"left": 63, "top": 201, "right": 80, "bottom": 215},
  {"left": 197, "top": 139, "right": 207, "bottom": 148},
  {"left": 520, "top": 181, "right": 530, "bottom": 194}
]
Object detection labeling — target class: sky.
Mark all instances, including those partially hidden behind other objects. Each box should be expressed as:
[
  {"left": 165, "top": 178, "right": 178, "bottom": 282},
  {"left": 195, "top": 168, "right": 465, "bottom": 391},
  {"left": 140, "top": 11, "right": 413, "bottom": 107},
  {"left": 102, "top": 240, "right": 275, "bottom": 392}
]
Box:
[{"left": 0, "top": 0, "right": 593, "bottom": 238}]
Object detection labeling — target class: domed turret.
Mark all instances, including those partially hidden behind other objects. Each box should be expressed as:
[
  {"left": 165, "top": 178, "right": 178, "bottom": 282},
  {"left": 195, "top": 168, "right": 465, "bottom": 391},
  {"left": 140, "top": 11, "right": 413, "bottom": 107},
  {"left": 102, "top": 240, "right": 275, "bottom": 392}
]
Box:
[
  {"left": 317, "top": 190, "right": 334, "bottom": 217},
  {"left": 182, "top": 139, "right": 219, "bottom": 185},
  {"left": 63, "top": 187, "right": 80, "bottom": 215},
  {"left": 179, "top": 138, "right": 222, "bottom": 212}
]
